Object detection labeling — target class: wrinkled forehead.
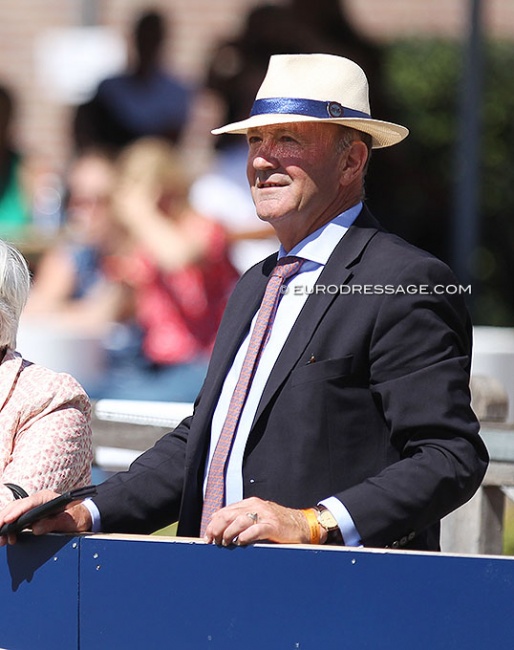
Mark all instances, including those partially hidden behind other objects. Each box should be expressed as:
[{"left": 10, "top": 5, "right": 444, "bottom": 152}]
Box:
[{"left": 246, "top": 120, "right": 348, "bottom": 140}]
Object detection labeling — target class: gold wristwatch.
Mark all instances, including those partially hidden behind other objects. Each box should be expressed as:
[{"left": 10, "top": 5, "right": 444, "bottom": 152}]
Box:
[{"left": 315, "top": 505, "right": 344, "bottom": 544}]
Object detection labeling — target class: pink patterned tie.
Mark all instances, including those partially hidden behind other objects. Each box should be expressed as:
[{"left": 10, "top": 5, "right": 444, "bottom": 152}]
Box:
[{"left": 200, "top": 256, "right": 304, "bottom": 535}]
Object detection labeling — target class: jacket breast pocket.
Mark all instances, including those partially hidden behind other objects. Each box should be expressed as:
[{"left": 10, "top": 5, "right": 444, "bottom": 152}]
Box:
[{"left": 290, "top": 355, "right": 354, "bottom": 387}]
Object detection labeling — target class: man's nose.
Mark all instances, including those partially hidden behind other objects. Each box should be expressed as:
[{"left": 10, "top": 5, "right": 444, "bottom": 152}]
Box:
[{"left": 252, "top": 146, "right": 278, "bottom": 169}]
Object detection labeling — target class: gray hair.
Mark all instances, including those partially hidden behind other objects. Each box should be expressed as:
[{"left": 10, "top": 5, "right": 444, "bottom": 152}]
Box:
[
  {"left": 336, "top": 126, "right": 372, "bottom": 165},
  {"left": 0, "top": 240, "right": 31, "bottom": 348},
  {"left": 335, "top": 126, "right": 373, "bottom": 200}
]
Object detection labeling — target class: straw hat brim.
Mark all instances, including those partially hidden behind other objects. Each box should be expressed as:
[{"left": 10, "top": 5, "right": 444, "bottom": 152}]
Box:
[{"left": 212, "top": 113, "right": 409, "bottom": 149}]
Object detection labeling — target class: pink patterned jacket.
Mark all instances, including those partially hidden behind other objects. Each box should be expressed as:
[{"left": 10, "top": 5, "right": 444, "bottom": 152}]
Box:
[{"left": 0, "top": 348, "right": 92, "bottom": 508}]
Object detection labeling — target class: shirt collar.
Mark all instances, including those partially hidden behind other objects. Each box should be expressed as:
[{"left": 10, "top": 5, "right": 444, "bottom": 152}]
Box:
[{"left": 278, "top": 202, "right": 362, "bottom": 266}]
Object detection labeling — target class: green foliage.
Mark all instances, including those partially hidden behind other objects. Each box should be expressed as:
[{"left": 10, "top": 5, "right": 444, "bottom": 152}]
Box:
[
  {"left": 504, "top": 500, "right": 514, "bottom": 555},
  {"left": 386, "top": 39, "right": 461, "bottom": 152},
  {"left": 152, "top": 521, "right": 178, "bottom": 536},
  {"left": 377, "top": 38, "right": 514, "bottom": 325}
]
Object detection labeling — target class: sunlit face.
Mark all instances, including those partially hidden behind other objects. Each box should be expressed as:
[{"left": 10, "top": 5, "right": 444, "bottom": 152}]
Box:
[{"left": 246, "top": 122, "right": 347, "bottom": 233}]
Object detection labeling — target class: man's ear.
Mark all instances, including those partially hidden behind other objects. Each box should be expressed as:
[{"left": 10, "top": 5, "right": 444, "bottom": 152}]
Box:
[{"left": 339, "top": 140, "right": 369, "bottom": 185}]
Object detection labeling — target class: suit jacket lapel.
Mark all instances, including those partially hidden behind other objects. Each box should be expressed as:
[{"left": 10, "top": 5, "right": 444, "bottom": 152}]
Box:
[{"left": 253, "top": 207, "right": 381, "bottom": 424}]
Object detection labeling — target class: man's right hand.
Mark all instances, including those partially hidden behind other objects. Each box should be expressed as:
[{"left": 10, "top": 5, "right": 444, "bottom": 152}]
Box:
[{"left": 0, "top": 489, "right": 92, "bottom": 546}]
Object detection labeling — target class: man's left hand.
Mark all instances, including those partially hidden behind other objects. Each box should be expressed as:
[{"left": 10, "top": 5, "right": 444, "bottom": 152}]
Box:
[{"left": 203, "top": 497, "right": 311, "bottom": 546}]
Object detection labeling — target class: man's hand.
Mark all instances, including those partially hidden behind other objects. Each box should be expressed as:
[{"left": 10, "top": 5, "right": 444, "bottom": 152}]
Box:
[
  {"left": 0, "top": 490, "right": 92, "bottom": 546},
  {"left": 203, "top": 497, "right": 312, "bottom": 546}
]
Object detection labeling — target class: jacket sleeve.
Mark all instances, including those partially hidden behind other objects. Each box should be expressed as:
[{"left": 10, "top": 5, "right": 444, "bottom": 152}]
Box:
[
  {"left": 337, "top": 255, "right": 488, "bottom": 548},
  {"left": 92, "top": 416, "right": 192, "bottom": 534}
]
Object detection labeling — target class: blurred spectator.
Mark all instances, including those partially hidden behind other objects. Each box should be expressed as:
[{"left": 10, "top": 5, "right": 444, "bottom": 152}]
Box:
[
  {"left": 0, "top": 84, "right": 29, "bottom": 238},
  {"left": 24, "top": 148, "right": 125, "bottom": 332},
  {"left": 0, "top": 239, "right": 92, "bottom": 508},
  {"left": 96, "top": 137, "right": 239, "bottom": 402},
  {"left": 73, "top": 9, "right": 193, "bottom": 153},
  {"left": 0, "top": 83, "right": 61, "bottom": 243}
]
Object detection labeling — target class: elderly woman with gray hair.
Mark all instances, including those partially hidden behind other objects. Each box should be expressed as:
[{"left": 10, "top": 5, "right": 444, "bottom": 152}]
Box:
[{"left": 0, "top": 239, "right": 92, "bottom": 508}]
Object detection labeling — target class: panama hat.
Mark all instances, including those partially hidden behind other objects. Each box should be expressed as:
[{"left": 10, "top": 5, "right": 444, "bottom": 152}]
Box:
[{"left": 212, "top": 53, "right": 408, "bottom": 149}]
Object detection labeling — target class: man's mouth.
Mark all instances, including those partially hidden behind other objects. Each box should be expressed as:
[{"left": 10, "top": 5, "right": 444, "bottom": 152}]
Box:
[{"left": 257, "top": 180, "right": 284, "bottom": 189}]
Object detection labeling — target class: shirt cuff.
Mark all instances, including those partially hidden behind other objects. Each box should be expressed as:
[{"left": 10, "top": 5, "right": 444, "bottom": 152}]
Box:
[
  {"left": 82, "top": 498, "right": 102, "bottom": 533},
  {"left": 318, "top": 496, "right": 362, "bottom": 547}
]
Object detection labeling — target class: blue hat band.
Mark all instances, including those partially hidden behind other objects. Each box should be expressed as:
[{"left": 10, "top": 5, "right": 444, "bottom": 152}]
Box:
[{"left": 250, "top": 97, "right": 371, "bottom": 120}]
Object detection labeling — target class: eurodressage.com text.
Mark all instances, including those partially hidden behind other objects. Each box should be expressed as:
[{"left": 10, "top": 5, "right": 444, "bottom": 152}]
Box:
[{"left": 280, "top": 284, "right": 472, "bottom": 296}]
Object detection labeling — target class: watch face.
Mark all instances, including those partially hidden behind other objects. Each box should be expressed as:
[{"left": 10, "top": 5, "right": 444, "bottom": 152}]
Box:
[{"left": 319, "top": 509, "right": 338, "bottom": 530}]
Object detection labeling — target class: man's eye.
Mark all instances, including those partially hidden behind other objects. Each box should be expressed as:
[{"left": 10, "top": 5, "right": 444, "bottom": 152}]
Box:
[{"left": 247, "top": 136, "right": 261, "bottom": 145}]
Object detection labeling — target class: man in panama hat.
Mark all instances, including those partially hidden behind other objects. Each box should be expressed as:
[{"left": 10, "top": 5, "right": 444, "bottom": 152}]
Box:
[{"left": 1, "top": 54, "right": 488, "bottom": 551}]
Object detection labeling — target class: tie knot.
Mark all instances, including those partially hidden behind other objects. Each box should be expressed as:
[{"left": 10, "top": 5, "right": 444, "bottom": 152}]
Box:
[{"left": 274, "top": 256, "right": 304, "bottom": 280}]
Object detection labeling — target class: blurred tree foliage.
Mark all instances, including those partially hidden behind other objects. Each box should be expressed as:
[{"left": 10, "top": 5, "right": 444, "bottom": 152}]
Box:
[{"left": 363, "top": 38, "right": 514, "bottom": 326}]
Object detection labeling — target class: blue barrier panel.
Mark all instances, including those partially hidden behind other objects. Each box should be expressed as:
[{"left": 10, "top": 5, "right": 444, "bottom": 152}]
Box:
[
  {"left": 79, "top": 535, "right": 514, "bottom": 650},
  {"left": 2, "top": 533, "right": 514, "bottom": 649},
  {"left": 0, "top": 534, "right": 79, "bottom": 650}
]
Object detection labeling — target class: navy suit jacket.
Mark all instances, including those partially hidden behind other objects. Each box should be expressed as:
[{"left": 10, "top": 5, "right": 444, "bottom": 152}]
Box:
[{"left": 93, "top": 207, "right": 488, "bottom": 551}]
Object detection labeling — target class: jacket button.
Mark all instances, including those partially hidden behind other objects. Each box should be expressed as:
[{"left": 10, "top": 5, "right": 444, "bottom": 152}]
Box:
[{"left": 391, "top": 541, "right": 399, "bottom": 549}]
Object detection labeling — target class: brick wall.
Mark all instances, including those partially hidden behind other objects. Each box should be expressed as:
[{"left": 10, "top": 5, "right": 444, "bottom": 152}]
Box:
[{"left": 346, "top": 0, "right": 514, "bottom": 41}]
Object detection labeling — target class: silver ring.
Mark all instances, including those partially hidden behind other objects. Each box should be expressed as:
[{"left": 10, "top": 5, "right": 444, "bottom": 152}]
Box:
[{"left": 246, "top": 512, "right": 258, "bottom": 523}]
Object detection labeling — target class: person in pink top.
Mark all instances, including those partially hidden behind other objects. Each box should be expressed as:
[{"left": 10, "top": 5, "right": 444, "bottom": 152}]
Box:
[
  {"left": 96, "top": 137, "right": 239, "bottom": 401},
  {"left": 0, "top": 239, "right": 92, "bottom": 508}
]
